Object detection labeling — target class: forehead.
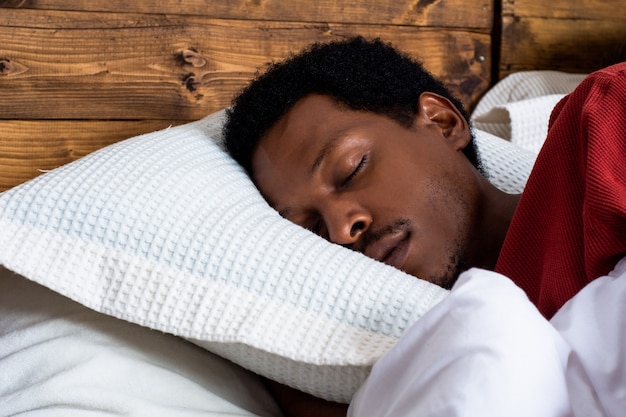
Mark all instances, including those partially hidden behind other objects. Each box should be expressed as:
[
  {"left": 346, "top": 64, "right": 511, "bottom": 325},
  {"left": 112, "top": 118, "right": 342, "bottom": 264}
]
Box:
[
  {"left": 263, "top": 94, "right": 359, "bottom": 147},
  {"left": 253, "top": 95, "right": 361, "bottom": 173}
]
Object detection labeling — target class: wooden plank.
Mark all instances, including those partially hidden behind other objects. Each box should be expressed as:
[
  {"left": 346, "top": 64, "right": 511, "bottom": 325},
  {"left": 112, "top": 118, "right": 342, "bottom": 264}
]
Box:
[
  {"left": 0, "top": 120, "right": 184, "bottom": 191},
  {"left": 0, "top": 10, "right": 491, "bottom": 120},
  {"left": 505, "top": 0, "right": 619, "bottom": 20},
  {"left": 500, "top": 16, "right": 626, "bottom": 76},
  {"left": 0, "top": 0, "right": 493, "bottom": 28}
]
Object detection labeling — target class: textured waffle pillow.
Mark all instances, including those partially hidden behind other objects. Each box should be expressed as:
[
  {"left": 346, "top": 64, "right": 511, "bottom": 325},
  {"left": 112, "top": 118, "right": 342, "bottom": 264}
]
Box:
[
  {"left": 0, "top": 110, "right": 532, "bottom": 403},
  {"left": 471, "top": 70, "right": 586, "bottom": 153}
]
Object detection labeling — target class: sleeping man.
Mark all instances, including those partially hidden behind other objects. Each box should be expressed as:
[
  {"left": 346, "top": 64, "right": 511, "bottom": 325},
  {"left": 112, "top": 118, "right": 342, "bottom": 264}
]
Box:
[{"left": 223, "top": 37, "right": 626, "bottom": 416}]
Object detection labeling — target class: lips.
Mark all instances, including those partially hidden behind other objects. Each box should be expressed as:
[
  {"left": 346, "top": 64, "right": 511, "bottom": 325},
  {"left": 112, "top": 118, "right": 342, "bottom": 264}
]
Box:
[{"left": 364, "top": 230, "right": 410, "bottom": 270}]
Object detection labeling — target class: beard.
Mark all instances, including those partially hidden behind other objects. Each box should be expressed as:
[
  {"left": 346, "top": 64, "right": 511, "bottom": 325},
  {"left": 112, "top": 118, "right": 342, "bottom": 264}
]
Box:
[
  {"left": 433, "top": 242, "right": 468, "bottom": 290},
  {"left": 352, "top": 218, "right": 468, "bottom": 290}
]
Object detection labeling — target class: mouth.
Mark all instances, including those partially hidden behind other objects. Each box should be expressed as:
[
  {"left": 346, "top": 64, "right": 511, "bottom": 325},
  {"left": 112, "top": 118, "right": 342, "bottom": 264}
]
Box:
[{"left": 364, "top": 230, "right": 410, "bottom": 271}]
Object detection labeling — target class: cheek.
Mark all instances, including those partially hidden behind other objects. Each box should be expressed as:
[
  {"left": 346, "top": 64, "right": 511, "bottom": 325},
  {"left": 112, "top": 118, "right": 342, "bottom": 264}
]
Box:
[
  {"left": 404, "top": 176, "right": 471, "bottom": 286},
  {"left": 428, "top": 171, "right": 471, "bottom": 215},
  {"left": 409, "top": 169, "right": 473, "bottom": 250},
  {"left": 367, "top": 154, "right": 472, "bottom": 230}
]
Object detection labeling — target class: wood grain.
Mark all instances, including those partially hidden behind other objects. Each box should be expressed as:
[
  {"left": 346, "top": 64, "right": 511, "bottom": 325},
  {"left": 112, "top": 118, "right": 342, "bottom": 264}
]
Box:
[
  {"left": 501, "top": 17, "right": 626, "bottom": 76},
  {"left": 0, "top": 120, "right": 182, "bottom": 191},
  {"left": 0, "top": 0, "right": 493, "bottom": 28},
  {"left": 0, "top": 9, "right": 491, "bottom": 120},
  {"left": 500, "top": 0, "right": 626, "bottom": 77},
  {"left": 503, "top": 0, "right": 617, "bottom": 19}
]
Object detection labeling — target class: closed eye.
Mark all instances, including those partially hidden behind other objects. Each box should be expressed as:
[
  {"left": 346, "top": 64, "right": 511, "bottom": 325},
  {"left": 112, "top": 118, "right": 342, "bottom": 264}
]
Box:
[{"left": 340, "top": 154, "right": 368, "bottom": 188}]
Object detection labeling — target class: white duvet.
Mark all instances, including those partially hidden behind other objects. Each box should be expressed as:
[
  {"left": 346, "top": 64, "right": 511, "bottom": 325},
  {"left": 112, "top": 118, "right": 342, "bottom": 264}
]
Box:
[{"left": 348, "top": 259, "right": 626, "bottom": 417}]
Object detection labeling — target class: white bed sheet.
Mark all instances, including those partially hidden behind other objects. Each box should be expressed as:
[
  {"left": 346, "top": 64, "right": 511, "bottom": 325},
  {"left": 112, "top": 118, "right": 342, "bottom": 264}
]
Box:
[
  {"left": 348, "top": 260, "right": 626, "bottom": 417},
  {"left": 0, "top": 266, "right": 284, "bottom": 417}
]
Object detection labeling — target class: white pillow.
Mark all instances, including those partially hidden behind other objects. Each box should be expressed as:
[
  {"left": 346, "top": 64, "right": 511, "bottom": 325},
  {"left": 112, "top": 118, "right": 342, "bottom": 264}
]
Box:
[
  {"left": 471, "top": 70, "right": 586, "bottom": 153},
  {"left": 0, "top": 266, "right": 283, "bottom": 416},
  {"left": 471, "top": 128, "right": 536, "bottom": 193},
  {"left": 0, "top": 110, "right": 531, "bottom": 403}
]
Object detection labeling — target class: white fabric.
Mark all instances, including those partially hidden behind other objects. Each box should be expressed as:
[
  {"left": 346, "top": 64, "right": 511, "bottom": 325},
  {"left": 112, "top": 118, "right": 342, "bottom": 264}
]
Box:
[
  {"left": 0, "top": 110, "right": 448, "bottom": 403},
  {"left": 551, "top": 258, "right": 626, "bottom": 417},
  {"left": 472, "top": 71, "right": 587, "bottom": 153},
  {"left": 348, "top": 263, "right": 626, "bottom": 417},
  {"left": 472, "top": 129, "right": 536, "bottom": 193},
  {"left": 0, "top": 109, "right": 534, "bottom": 403},
  {"left": 0, "top": 266, "right": 283, "bottom": 417}
]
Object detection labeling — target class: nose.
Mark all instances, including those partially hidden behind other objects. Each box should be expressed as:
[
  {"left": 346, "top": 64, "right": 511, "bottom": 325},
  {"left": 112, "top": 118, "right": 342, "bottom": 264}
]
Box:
[{"left": 322, "top": 200, "right": 372, "bottom": 246}]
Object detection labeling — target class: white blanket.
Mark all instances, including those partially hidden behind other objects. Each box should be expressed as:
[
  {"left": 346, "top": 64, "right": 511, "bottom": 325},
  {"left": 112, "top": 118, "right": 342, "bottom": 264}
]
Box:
[{"left": 348, "top": 260, "right": 626, "bottom": 417}]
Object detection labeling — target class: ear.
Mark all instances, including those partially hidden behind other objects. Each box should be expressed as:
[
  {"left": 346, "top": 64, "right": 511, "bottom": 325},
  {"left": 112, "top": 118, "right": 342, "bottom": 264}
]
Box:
[{"left": 416, "top": 92, "right": 471, "bottom": 150}]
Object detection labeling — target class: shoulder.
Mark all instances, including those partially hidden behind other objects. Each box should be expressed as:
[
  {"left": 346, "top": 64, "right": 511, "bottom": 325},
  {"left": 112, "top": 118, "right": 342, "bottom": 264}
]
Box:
[
  {"left": 549, "top": 62, "right": 626, "bottom": 130},
  {"left": 589, "top": 61, "right": 626, "bottom": 80},
  {"left": 579, "top": 61, "right": 626, "bottom": 103}
]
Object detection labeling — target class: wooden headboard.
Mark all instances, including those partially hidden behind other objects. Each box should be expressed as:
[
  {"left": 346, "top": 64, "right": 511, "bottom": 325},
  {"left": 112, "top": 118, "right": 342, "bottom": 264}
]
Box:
[
  {"left": 1, "top": 0, "right": 624, "bottom": 192},
  {"left": 500, "top": 0, "right": 626, "bottom": 77}
]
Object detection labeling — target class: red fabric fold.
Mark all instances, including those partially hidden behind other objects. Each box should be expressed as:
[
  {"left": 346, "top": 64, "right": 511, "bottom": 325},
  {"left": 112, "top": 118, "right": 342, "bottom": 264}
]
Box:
[{"left": 496, "top": 62, "right": 626, "bottom": 318}]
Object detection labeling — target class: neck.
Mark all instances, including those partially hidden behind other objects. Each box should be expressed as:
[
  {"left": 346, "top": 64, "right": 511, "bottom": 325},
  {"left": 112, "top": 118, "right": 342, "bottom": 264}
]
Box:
[{"left": 470, "top": 181, "right": 520, "bottom": 271}]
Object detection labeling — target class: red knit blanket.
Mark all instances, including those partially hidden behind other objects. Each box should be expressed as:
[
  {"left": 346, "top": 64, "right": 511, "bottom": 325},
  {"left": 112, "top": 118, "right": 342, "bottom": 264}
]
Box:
[{"left": 496, "top": 62, "right": 626, "bottom": 318}]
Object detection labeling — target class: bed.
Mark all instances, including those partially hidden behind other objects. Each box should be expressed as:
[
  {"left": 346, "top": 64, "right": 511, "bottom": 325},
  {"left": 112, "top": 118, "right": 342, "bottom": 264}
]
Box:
[{"left": 1, "top": 1, "right": 625, "bottom": 416}]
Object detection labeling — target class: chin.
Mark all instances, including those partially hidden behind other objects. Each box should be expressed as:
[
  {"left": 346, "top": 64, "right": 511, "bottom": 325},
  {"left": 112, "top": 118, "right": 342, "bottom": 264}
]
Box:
[{"left": 416, "top": 263, "right": 464, "bottom": 290}]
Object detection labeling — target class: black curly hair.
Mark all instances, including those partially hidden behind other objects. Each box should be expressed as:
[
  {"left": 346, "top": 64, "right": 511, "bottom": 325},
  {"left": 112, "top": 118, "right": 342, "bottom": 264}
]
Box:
[{"left": 223, "top": 36, "right": 481, "bottom": 175}]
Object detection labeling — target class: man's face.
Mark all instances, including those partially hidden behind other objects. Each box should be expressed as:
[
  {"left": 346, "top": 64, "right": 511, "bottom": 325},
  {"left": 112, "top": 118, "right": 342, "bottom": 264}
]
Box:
[{"left": 252, "top": 94, "right": 482, "bottom": 289}]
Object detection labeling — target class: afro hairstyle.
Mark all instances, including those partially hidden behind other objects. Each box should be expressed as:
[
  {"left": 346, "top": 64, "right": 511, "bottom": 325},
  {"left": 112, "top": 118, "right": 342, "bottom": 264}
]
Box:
[{"left": 223, "top": 36, "right": 480, "bottom": 175}]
